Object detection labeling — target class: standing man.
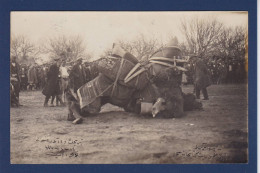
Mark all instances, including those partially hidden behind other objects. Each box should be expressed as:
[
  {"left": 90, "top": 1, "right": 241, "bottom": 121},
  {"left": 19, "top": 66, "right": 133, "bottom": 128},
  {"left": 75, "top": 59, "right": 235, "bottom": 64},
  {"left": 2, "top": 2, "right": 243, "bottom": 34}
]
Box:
[
  {"left": 10, "top": 56, "right": 22, "bottom": 106},
  {"left": 189, "top": 55, "right": 211, "bottom": 100},
  {"left": 59, "top": 60, "right": 69, "bottom": 103},
  {"left": 20, "top": 64, "right": 28, "bottom": 91},
  {"left": 69, "top": 57, "right": 87, "bottom": 93},
  {"left": 42, "top": 64, "right": 49, "bottom": 88},
  {"left": 27, "top": 62, "right": 38, "bottom": 90},
  {"left": 42, "top": 57, "right": 64, "bottom": 107}
]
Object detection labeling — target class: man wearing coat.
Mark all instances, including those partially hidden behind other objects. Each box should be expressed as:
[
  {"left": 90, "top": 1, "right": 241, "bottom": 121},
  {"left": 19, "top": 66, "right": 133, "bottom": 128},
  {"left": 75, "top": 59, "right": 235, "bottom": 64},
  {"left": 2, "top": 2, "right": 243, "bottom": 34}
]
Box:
[
  {"left": 189, "top": 55, "right": 211, "bottom": 100},
  {"left": 69, "top": 57, "right": 87, "bottom": 93},
  {"left": 10, "top": 56, "right": 21, "bottom": 106},
  {"left": 27, "top": 63, "right": 38, "bottom": 90},
  {"left": 42, "top": 57, "right": 64, "bottom": 107}
]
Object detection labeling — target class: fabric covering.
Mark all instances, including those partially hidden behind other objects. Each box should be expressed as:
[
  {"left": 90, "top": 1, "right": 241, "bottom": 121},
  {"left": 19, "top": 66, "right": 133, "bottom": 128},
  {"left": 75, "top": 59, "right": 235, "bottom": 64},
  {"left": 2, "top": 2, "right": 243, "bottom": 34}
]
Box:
[
  {"left": 77, "top": 73, "right": 135, "bottom": 109},
  {"left": 97, "top": 53, "right": 149, "bottom": 90},
  {"left": 77, "top": 74, "right": 113, "bottom": 109}
]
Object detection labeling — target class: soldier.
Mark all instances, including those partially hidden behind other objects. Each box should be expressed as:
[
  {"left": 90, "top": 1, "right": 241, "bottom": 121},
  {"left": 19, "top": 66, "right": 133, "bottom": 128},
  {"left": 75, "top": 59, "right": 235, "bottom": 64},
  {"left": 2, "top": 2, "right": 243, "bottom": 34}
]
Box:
[
  {"left": 10, "top": 56, "right": 22, "bottom": 106},
  {"left": 42, "top": 57, "right": 64, "bottom": 107},
  {"left": 189, "top": 55, "right": 211, "bottom": 100}
]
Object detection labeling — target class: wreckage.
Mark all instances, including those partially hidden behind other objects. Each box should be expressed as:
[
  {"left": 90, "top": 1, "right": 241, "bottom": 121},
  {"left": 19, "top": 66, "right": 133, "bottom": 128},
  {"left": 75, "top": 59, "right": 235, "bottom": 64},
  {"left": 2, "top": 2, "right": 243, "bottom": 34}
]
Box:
[{"left": 66, "top": 43, "right": 202, "bottom": 124}]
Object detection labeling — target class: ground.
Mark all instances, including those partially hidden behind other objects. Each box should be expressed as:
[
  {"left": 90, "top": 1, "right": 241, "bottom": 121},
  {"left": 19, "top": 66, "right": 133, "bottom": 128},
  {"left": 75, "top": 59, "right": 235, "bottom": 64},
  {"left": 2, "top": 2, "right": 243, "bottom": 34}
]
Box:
[{"left": 10, "top": 84, "right": 248, "bottom": 164}]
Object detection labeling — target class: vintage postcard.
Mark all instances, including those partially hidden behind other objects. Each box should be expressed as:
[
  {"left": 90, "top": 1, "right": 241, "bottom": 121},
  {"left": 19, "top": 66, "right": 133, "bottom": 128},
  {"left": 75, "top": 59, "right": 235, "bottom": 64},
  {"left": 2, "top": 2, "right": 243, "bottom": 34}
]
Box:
[{"left": 10, "top": 11, "right": 249, "bottom": 164}]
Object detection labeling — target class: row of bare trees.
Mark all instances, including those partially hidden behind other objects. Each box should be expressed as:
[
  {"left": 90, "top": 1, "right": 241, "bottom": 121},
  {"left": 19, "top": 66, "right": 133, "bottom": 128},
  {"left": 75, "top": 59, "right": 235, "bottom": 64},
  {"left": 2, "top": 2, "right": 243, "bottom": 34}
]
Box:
[
  {"left": 180, "top": 17, "right": 247, "bottom": 63},
  {"left": 11, "top": 35, "right": 39, "bottom": 63},
  {"left": 108, "top": 17, "right": 247, "bottom": 64},
  {"left": 11, "top": 35, "right": 89, "bottom": 64},
  {"left": 42, "top": 35, "right": 89, "bottom": 61},
  {"left": 11, "top": 16, "right": 247, "bottom": 66}
]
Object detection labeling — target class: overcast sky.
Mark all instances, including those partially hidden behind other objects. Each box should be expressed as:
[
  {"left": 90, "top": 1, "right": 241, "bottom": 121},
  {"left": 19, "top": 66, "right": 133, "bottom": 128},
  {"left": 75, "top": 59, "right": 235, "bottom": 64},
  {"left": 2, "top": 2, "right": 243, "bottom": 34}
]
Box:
[{"left": 11, "top": 11, "right": 248, "bottom": 58}]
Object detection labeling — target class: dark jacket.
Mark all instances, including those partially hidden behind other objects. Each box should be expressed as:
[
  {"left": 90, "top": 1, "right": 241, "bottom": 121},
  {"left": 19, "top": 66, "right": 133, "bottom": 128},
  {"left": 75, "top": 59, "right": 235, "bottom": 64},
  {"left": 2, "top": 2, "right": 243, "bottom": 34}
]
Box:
[
  {"left": 10, "top": 61, "right": 21, "bottom": 95},
  {"left": 69, "top": 63, "right": 87, "bottom": 92},
  {"left": 10, "top": 61, "right": 20, "bottom": 82},
  {"left": 42, "top": 63, "right": 60, "bottom": 96},
  {"left": 193, "top": 59, "right": 211, "bottom": 89}
]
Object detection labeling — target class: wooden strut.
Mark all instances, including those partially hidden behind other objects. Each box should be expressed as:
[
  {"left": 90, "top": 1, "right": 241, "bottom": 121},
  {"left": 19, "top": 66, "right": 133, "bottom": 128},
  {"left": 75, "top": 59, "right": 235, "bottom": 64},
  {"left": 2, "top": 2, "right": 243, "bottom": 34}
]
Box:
[
  {"left": 124, "top": 68, "right": 146, "bottom": 83},
  {"left": 149, "top": 57, "right": 188, "bottom": 63},
  {"left": 124, "top": 63, "right": 141, "bottom": 82},
  {"left": 149, "top": 60, "right": 188, "bottom": 72},
  {"left": 124, "top": 57, "right": 188, "bottom": 84}
]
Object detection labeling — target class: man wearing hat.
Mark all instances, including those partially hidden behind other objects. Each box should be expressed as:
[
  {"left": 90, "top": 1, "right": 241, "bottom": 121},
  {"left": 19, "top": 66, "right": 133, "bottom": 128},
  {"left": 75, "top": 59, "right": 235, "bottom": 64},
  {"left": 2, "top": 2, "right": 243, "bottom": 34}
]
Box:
[
  {"left": 42, "top": 57, "right": 64, "bottom": 107},
  {"left": 188, "top": 55, "right": 211, "bottom": 100},
  {"left": 69, "top": 57, "right": 87, "bottom": 93}
]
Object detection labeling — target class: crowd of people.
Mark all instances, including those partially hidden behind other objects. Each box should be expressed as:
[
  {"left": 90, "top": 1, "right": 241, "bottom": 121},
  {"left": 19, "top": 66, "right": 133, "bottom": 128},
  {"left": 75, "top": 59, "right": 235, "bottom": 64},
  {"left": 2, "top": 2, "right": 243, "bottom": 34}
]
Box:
[
  {"left": 207, "top": 58, "right": 247, "bottom": 84},
  {"left": 183, "top": 57, "right": 247, "bottom": 86},
  {"left": 10, "top": 54, "right": 92, "bottom": 107},
  {"left": 10, "top": 51, "right": 247, "bottom": 108}
]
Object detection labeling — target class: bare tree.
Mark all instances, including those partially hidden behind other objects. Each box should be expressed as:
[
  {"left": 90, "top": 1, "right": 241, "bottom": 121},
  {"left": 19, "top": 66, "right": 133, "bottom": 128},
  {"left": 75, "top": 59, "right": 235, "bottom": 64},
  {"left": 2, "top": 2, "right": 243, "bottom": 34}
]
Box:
[
  {"left": 212, "top": 26, "right": 246, "bottom": 62},
  {"left": 42, "top": 35, "right": 88, "bottom": 61},
  {"left": 11, "top": 34, "right": 36, "bottom": 63},
  {"left": 117, "top": 34, "right": 161, "bottom": 60},
  {"left": 180, "top": 17, "right": 224, "bottom": 58}
]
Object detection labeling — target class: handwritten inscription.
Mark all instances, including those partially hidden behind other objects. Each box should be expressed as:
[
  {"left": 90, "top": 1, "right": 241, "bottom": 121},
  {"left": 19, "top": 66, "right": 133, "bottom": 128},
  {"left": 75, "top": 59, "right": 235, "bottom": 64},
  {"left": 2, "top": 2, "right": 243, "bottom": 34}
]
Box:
[
  {"left": 45, "top": 145, "right": 79, "bottom": 157},
  {"left": 35, "top": 136, "right": 83, "bottom": 158},
  {"left": 36, "top": 137, "right": 82, "bottom": 145},
  {"left": 174, "top": 143, "right": 230, "bottom": 161}
]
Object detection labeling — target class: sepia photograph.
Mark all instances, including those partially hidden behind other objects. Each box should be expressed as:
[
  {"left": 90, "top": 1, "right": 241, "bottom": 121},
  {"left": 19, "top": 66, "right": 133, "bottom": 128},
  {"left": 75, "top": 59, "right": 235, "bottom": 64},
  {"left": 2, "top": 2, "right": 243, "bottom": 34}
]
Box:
[{"left": 10, "top": 11, "right": 248, "bottom": 164}]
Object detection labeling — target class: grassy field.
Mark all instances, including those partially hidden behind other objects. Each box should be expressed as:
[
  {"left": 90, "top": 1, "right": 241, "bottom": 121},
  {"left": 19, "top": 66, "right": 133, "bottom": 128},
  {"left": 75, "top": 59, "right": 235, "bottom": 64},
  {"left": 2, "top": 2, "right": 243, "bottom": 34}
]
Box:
[{"left": 10, "top": 84, "right": 248, "bottom": 164}]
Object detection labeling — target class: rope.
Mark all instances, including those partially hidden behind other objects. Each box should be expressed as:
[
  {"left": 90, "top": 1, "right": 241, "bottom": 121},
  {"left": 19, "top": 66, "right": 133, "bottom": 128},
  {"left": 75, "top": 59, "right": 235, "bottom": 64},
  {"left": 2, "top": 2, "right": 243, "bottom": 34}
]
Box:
[{"left": 111, "top": 57, "right": 125, "bottom": 96}]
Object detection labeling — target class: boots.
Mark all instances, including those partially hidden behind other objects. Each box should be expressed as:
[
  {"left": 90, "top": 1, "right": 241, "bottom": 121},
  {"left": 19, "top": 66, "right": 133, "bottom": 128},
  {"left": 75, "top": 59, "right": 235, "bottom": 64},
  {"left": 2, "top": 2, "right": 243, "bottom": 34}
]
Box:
[
  {"left": 57, "top": 95, "right": 66, "bottom": 107},
  {"left": 44, "top": 97, "right": 49, "bottom": 107}
]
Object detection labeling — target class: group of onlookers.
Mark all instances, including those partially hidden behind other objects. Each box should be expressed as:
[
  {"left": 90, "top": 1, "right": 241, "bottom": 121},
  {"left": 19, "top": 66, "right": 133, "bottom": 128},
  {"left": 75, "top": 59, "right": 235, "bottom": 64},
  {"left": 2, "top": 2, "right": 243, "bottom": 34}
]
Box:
[
  {"left": 207, "top": 58, "right": 247, "bottom": 85},
  {"left": 19, "top": 63, "right": 49, "bottom": 91},
  {"left": 10, "top": 52, "right": 247, "bottom": 108},
  {"left": 10, "top": 54, "right": 92, "bottom": 107},
  {"left": 183, "top": 57, "right": 247, "bottom": 86},
  {"left": 42, "top": 54, "right": 92, "bottom": 107}
]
